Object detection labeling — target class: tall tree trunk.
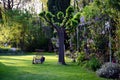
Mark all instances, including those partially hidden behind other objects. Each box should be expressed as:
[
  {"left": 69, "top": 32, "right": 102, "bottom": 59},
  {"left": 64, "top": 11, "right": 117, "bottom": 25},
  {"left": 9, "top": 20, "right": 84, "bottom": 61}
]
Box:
[
  {"left": 58, "top": 28, "right": 66, "bottom": 65},
  {"left": 20, "top": 31, "right": 25, "bottom": 51}
]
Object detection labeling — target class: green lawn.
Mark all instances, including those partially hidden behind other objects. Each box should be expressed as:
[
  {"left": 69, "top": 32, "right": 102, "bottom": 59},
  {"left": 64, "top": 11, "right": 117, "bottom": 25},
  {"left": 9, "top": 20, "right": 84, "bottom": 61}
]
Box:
[{"left": 0, "top": 53, "right": 106, "bottom": 80}]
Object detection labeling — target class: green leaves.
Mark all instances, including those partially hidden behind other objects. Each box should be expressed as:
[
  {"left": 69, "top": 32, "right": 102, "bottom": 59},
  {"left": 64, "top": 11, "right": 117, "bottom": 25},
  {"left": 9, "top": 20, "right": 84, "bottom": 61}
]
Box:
[
  {"left": 109, "top": 0, "right": 120, "bottom": 11},
  {"left": 39, "top": 11, "right": 46, "bottom": 17},
  {"left": 65, "top": 12, "right": 80, "bottom": 31},
  {"left": 57, "top": 11, "right": 64, "bottom": 20},
  {"left": 39, "top": 6, "right": 80, "bottom": 32},
  {"left": 39, "top": 11, "right": 54, "bottom": 22},
  {"left": 66, "top": 6, "right": 74, "bottom": 14},
  {"left": 73, "top": 12, "right": 81, "bottom": 22},
  {"left": 66, "top": 6, "right": 74, "bottom": 18},
  {"left": 71, "top": 19, "right": 78, "bottom": 27},
  {"left": 81, "top": 2, "right": 100, "bottom": 20},
  {"left": 46, "top": 11, "right": 54, "bottom": 20}
]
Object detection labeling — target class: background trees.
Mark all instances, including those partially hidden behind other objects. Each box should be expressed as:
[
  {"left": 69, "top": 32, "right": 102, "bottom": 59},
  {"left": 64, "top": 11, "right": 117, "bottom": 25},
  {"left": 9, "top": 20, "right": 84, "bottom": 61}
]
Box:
[{"left": 0, "top": 0, "right": 50, "bottom": 52}]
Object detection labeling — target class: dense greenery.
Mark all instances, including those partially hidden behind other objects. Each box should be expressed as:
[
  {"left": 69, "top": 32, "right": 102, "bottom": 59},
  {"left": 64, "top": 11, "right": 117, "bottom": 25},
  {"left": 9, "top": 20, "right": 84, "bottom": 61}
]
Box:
[
  {"left": 75, "top": 0, "right": 120, "bottom": 63},
  {"left": 0, "top": 9, "right": 50, "bottom": 52}
]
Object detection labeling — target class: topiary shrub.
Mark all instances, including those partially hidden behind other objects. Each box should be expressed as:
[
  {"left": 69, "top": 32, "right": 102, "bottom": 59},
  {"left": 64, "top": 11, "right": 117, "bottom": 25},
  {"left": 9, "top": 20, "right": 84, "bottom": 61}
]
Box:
[{"left": 96, "top": 62, "right": 120, "bottom": 79}]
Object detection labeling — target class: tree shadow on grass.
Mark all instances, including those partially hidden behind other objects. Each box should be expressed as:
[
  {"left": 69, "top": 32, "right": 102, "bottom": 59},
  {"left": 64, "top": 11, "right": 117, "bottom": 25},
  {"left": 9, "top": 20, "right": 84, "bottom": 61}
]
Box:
[
  {"left": 0, "top": 62, "right": 17, "bottom": 80},
  {"left": 0, "top": 62, "right": 34, "bottom": 80},
  {"left": 0, "top": 62, "right": 65, "bottom": 80},
  {"left": 0, "top": 57, "right": 30, "bottom": 61}
]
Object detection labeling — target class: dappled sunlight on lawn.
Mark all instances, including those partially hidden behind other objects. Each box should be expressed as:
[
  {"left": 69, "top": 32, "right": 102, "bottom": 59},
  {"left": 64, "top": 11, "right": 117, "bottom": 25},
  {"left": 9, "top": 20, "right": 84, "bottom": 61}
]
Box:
[
  {"left": 0, "top": 55, "right": 61, "bottom": 66},
  {"left": 0, "top": 56, "right": 32, "bottom": 66},
  {"left": 0, "top": 54, "right": 105, "bottom": 80}
]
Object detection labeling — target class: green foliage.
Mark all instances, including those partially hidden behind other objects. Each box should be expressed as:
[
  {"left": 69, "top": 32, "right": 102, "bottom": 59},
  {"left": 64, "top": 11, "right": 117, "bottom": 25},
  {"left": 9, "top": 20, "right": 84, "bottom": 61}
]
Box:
[
  {"left": 66, "top": 6, "right": 74, "bottom": 17},
  {"left": 39, "top": 11, "right": 46, "bottom": 17},
  {"left": 39, "top": 11, "right": 54, "bottom": 23},
  {"left": 24, "top": 18, "right": 51, "bottom": 51},
  {"left": 81, "top": 2, "right": 100, "bottom": 20},
  {"left": 46, "top": 11, "right": 54, "bottom": 20},
  {"left": 6, "top": 10, "right": 32, "bottom": 25},
  {"left": 69, "top": 12, "right": 81, "bottom": 27},
  {"left": 87, "top": 56, "right": 101, "bottom": 71},
  {"left": 39, "top": 6, "right": 77, "bottom": 29},
  {"left": 71, "top": 19, "right": 78, "bottom": 27},
  {"left": 65, "top": 12, "right": 80, "bottom": 34},
  {"left": 114, "top": 50, "right": 120, "bottom": 62},
  {"left": 66, "top": 6, "right": 74, "bottom": 13},
  {"left": 73, "top": 12, "right": 81, "bottom": 22},
  {"left": 94, "top": 0, "right": 120, "bottom": 17},
  {"left": 94, "top": 35, "right": 109, "bottom": 54},
  {"left": 94, "top": 0, "right": 101, "bottom": 6},
  {"left": 0, "top": 9, "right": 50, "bottom": 51},
  {"left": 57, "top": 11, "right": 64, "bottom": 20},
  {"left": 108, "top": 0, "right": 120, "bottom": 11},
  {"left": 77, "top": 52, "right": 101, "bottom": 71},
  {"left": 77, "top": 51, "right": 86, "bottom": 65}
]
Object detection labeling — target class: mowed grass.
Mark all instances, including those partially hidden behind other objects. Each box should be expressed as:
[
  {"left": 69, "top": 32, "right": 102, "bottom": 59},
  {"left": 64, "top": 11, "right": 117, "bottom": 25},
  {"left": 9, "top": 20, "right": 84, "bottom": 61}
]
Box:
[{"left": 0, "top": 53, "right": 106, "bottom": 80}]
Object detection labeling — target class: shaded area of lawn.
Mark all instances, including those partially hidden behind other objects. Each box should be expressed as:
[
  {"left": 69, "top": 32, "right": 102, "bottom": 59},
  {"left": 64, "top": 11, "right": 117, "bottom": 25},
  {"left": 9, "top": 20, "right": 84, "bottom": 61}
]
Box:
[{"left": 0, "top": 54, "right": 106, "bottom": 80}]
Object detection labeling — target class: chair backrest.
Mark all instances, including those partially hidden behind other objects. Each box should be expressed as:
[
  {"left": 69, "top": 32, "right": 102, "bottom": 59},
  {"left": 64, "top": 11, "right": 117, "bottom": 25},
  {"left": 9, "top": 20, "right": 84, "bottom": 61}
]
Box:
[{"left": 40, "top": 56, "right": 45, "bottom": 63}]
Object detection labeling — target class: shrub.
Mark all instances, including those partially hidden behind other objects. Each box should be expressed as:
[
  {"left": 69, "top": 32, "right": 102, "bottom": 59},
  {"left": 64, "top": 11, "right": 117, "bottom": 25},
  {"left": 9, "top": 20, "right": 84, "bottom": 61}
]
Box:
[
  {"left": 77, "top": 51, "right": 86, "bottom": 65},
  {"left": 65, "top": 50, "right": 71, "bottom": 57},
  {"left": 0, "top": 47, "right": 23, "bottom": 55},
  {"left": 114, "top": 50, "right": 120, "bottom": 63},
  {"left": 87, "top": 57, "right": 101, "bottom": 71},
  {"left": 82, "top": 54, "right": 101, "bottom": 71},
  {"left": 96, "top": 62, "right": 120, "bottom": 79},
  {"left": 77, "top": 52, "right": 101, "bottom": 71}
]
